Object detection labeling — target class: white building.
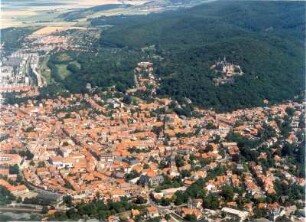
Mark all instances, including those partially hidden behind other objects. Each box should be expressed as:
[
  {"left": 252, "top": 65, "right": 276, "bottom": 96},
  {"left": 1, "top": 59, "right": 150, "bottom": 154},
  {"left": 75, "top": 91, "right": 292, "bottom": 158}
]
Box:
[{"left": 221, "top": 207, "right": 249, "bottom": 221}]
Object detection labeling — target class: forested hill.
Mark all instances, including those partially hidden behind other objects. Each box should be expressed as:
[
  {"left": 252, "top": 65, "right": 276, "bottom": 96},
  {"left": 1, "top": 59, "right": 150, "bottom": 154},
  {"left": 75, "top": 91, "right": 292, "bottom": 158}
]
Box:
[
  {"left": 47, "top": 1, "right": 305, "bottom": 112},
  {"left": 100, "top": 1, "right": 305, "bottom": 48},
  {"left": 96, "top": 1, "right": 305, "bottom": 111}
]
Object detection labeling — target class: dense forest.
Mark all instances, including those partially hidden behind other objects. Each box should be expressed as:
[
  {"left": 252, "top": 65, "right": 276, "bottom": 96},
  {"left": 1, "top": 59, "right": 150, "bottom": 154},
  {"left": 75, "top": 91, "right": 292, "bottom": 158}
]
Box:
[
  {"left": 49, "top": 1, "right": 305, "bottom": 112},
  {"left": 47, "top": 49, "right": 145, "bottom": 93}
]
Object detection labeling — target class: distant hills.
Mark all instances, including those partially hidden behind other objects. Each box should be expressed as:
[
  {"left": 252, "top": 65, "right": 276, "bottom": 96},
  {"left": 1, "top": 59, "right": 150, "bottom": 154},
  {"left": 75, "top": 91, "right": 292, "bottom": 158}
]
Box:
[
  {"left": 98, "top": 1, "right": 305, "bottom": 111},
  {"left": 58, "top": 0, "right": 213, "bottom": 22},
  {"left": 59, "top": 4, "right": 131, "bottom": 21},
  {"left": 50, "top": 1, "right": 305, "bottom": 112}
]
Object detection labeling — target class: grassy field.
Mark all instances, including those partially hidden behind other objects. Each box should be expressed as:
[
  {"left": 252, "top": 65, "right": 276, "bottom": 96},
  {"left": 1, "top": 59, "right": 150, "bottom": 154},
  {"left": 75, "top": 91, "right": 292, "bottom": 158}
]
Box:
[
  {"left": 2, "top": 0, "right": 211, "bottom": 28},
  {"left": 40, "top": 55, "right": 52, "bottom": 83},
  {"left": 47, "top": 53, "right": 82, "bottom": 81},
  {"left": 1, "top": 0, "right": 151, "bottom": 28},
  {"left": 55, "top": 64, "right": 71, "bottom": 80}
]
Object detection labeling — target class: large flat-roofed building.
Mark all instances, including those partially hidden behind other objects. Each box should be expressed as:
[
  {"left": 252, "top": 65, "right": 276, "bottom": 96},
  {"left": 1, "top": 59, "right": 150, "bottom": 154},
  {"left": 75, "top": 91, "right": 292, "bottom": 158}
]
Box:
[
  {"left": 4, "top": 57, "right": 22, "bottom": 67},
  {"left": 221, "top": 207, "right": 249, "bottom": 221},
  {"left": 0, "top": 133, "right": 9, "bottom": 141},
  {"left": 0, "top": 154, "right": 22, "bottom": 166}
]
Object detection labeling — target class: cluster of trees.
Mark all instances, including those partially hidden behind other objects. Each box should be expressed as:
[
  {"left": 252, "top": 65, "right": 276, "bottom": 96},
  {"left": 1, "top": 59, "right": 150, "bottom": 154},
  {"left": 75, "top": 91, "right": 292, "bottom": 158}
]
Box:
[
  {"left": 274, "top": 181, "right": 304, "bottom": 206},
  {"left": 37, "top": 83, "right": 71, "bottom": 100},
  {"left": 166, "top": 101, "right": 196, "bottom": 117},
  {"left": 3, "top": 92, "right": 32, "bottom": 105},
  {"left": 50, "top": 197, "right": 139, "bottom": 221},
  {"left": 47, "top": 49, "right": 145, "bottom": 93},
  {"left": 0, "top": 186, "right": 15, "bottom": 205},
  {"left": 23, "top": 196, "right": 53, "bottom": 206},
  {"left": 9, "top": 164, "right": 19, "bottom": 174},
  {"left": 154, "top": 175, "right": 183, "bottom": 192},
  {"left": 125, "top": 170, "right": 140, "bottom": 181},
  {"left": 133, "top": 196, "right": 146, "bottom": 204},
  {"left": 281, "top": 141, "right": 305, "bottom": 178},
  {"left": 127, "top": 147, "right": 150, "bottom": 154},
  {"left": 63, "top": 195, "right": 73, "bottom": 207},
  {"left": 152, "top": 177, "right": 234, "bottom": 209},
  {"left": 175, "top": 155, "right": 185, "bottom": 167},
  {"left": 184, "top": 214, "right": 197, "bottom": 221},
  {"left": 226, "top": 131, "right": 261, "bottom": 162}
]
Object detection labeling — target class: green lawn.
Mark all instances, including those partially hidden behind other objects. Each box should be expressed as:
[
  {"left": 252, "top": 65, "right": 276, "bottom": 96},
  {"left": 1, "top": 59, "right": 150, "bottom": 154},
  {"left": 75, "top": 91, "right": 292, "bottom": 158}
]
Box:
[
  {"left": 55, "top": 64, "right": 71, "bottom": 80},
  {"left": 40, "top": 55, "right": 52, "bottom": 83}
]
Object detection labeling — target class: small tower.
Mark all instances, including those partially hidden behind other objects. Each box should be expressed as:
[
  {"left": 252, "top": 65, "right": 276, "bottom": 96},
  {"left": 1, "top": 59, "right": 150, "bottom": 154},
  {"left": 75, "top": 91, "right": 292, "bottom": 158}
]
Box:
[{"left": 188, "top": 197, "right": 193, "bottom": 209}]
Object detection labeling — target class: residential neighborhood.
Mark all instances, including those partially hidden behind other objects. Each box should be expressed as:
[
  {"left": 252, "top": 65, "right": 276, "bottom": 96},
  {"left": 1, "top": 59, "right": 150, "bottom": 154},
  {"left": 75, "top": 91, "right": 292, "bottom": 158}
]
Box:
[{"left": 0, "top": 82, "right": 304, "bottom": 221}]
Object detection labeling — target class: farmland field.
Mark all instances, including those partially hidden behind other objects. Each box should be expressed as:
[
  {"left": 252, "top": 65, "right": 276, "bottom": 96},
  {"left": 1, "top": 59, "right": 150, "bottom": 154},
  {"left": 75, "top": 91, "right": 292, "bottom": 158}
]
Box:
[
  {"left": 1, "top": 0, "right": 212, "bottom": 28},
  {"left": 0, "top": 0, "right": 149, "bottom": 28}
]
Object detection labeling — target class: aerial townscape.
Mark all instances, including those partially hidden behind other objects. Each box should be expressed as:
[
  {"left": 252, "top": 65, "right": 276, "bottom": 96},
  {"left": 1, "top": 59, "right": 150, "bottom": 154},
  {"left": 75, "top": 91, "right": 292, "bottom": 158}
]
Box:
[{"left": 0, "top": 0, "right": 305, "bottom": 222}]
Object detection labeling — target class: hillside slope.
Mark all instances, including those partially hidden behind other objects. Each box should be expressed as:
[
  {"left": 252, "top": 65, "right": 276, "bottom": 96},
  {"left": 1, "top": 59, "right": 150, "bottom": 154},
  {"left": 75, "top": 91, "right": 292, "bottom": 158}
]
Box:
[
  {"left": 49, "top": 1, "right": 305, "bottom": 112},
  {"left": 98, "top": 1, "right": 305, "bottom": 111}
]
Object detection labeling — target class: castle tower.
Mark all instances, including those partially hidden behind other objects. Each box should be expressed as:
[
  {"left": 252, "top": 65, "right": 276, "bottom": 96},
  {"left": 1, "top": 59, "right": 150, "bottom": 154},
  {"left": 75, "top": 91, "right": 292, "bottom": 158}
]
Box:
[{"left": 188, "top": 197, "right": 193, "bottom": 209}]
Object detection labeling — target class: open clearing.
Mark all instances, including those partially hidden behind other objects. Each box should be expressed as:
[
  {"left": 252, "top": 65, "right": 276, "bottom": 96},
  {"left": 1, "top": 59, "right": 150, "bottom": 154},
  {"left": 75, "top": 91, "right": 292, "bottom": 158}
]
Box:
[
  {"left": 1, "top": 0, "right": 150, "bottom": 29},
  {"left": 32, "top": 26, "right": 87, "bottom": 35},
  {"left": 55, "top": 64, "right": 71, "bottom": 80},
  {"left": 40, "top": 55, "right": 52, "bottom": 84}
]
